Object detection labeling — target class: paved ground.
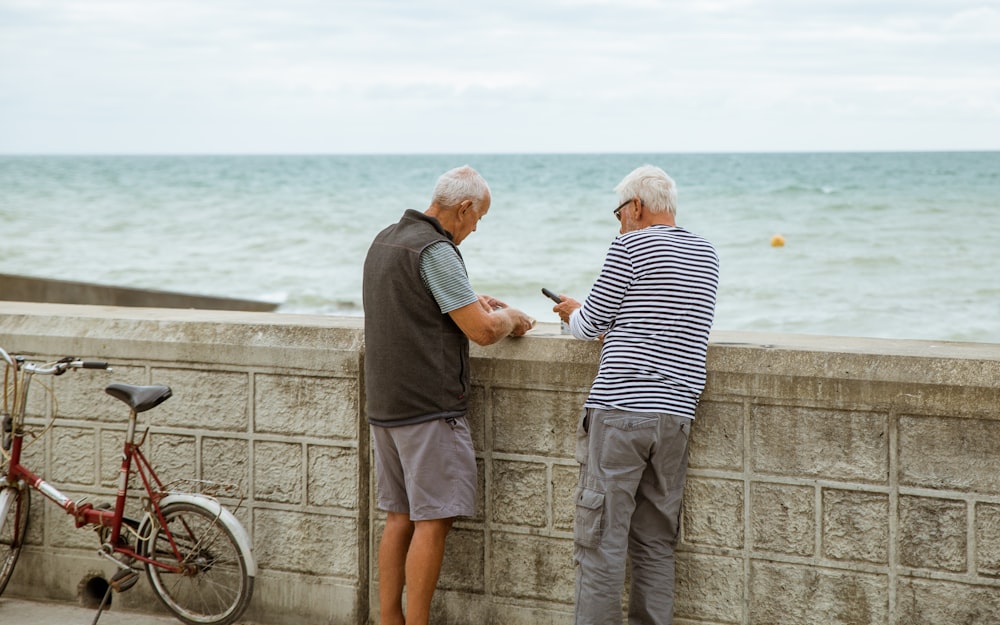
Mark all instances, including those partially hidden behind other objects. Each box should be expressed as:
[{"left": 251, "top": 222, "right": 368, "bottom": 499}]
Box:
[{"left": 0, "top": 596, "right": 255, "bottom": 625}]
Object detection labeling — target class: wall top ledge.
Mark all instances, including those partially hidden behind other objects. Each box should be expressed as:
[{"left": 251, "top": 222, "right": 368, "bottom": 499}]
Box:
[
  {"left": 0, "top": 300, "right": 360, "bottom": 329},
  {"left": 709, "top": 329, "right": 1000, "bottom": 361},
  {"left": 0, "top": 302, "right": 363, "bottom": 365},
  {"left": 1, "top": 302, "right": 997, "bottom": 368}
]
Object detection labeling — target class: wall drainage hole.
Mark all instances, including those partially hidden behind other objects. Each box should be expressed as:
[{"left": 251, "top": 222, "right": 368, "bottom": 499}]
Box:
[{"left": 79, "top": 574, "right": 111, "bottom": 609}]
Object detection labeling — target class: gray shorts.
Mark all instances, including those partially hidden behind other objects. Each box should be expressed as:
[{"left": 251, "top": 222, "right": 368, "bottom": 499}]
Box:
[{"left": 371, "top": 416, "right": 477, "bottom": 521}]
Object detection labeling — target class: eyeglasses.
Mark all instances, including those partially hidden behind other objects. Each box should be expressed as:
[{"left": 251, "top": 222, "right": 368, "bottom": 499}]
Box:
[
  {"left": 613, "top": 199, "right": 630, "bottom": 221},
  {"left": 613, "top": 198, "right": 642, "bottom": 221}
]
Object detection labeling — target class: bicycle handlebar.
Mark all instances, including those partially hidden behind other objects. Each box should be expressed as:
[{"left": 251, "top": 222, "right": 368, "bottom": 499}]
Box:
[{"left": 0, "top": 347, "right": 112, "bottom": 374}]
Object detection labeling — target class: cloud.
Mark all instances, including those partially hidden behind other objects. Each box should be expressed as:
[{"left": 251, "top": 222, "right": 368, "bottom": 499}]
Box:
[{"left": 1, "top": 0, "right": 997, "bottom": 153}]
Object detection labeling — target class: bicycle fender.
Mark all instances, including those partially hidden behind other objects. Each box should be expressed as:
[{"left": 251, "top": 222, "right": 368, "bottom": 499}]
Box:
[
  {"left": 0, "top": 486, "right": 14, "bottom": 537},
  {"left": 139, "top": 493, "right": 257, "bottom": 576}
]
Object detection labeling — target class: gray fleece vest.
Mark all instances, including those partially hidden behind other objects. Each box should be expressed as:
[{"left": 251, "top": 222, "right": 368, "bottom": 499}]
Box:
[{"left": 362, "top": 209, "right": 470, "bottom": 426}]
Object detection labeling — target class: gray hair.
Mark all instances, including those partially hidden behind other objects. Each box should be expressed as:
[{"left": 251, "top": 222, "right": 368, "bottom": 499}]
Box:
[
  {"left": 614, "top": 164, "right": 677, "bottom": 217},
  {"left": 432, "top": 165, "right": 491, "bottom": 211}
]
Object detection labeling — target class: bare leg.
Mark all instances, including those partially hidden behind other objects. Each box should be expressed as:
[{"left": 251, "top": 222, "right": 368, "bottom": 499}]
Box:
[
  {"left": 403, "top": 517, "right": 454, "bottom": 625},
  {"left": 379, "top": 512, "right": 415, "bottom": 625}
]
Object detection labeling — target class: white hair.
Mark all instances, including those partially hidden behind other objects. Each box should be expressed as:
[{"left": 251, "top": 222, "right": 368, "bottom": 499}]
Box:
[
  {"left": 614, "top": 164, "right": 677, "bottom": 217},
  {"left": 432, "top": 165, "right": 491, "bottom": 211}
]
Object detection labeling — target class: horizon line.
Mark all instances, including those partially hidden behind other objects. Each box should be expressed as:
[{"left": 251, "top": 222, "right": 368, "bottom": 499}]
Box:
[{"left": 2, "top": 148, "right": 998, "bottom": 157}]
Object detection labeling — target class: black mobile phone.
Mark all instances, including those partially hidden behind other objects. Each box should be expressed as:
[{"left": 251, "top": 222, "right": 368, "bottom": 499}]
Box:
[{"left": 541, "top": 288, "right": 561, "bottom": 303}]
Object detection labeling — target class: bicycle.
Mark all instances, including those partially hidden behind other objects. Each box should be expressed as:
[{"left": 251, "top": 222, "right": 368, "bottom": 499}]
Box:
[{"left": 0, "top": 347, "right": 255, "bottom": 625}]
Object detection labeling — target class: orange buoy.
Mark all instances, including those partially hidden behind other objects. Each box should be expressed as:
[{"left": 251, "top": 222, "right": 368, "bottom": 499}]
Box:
[{"left": 770, "top": 234, "right": 785, "bottom": 247}]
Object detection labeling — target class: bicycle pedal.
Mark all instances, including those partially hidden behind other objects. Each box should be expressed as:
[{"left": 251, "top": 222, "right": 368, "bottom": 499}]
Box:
[{"left": 109, "top": 567, "right": 139, "bottom": 593}]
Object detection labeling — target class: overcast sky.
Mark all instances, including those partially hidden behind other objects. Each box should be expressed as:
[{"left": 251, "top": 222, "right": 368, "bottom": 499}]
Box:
[{"left": 1, "top": 0, "right": 998, "bottom": 154}]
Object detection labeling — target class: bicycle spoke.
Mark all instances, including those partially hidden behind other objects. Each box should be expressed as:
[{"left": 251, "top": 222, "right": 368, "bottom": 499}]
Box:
[{"left": 145, "top": 501, "right": 251, "bottom": 625}]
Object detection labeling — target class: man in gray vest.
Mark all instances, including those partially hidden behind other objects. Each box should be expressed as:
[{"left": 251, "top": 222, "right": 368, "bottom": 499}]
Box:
[{"left": 362, "top": 165, "right": 534, "bottom": 625}]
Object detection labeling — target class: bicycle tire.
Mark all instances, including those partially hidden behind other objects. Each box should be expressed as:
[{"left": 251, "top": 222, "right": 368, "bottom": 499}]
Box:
[
  {"left": 144, "top": 501, "right": 253, "bottom": 625},
  {"left": 0, "top": 484, "right": 30, "bottom": 596}
]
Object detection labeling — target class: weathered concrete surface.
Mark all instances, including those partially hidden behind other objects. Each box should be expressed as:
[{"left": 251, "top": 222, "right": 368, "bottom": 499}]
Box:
[
  {"left": 0, "top": 597, "right": 181, "bottom": 625},
  {"left": 1, "top": 301, "right": 999, "bottom": 625},
  {"left": 1, "top": 273, "right": 279, "bottom": 311}
]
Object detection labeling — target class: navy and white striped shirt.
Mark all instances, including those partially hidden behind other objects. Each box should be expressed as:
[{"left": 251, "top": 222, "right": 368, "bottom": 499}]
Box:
[{"left": 570, "top": 224, "right": 720, "bottom": 418}]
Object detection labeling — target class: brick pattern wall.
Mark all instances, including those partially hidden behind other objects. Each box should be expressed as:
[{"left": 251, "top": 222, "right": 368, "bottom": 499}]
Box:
[
  {"left": 672, "top": 343, "right": 1000, "bottom": 625},
  {"left": 2, "top": 309, "right": 367, "bottom": 625},
  {"left": 2, "top": 303, "right": 998, "bottom": 625}
]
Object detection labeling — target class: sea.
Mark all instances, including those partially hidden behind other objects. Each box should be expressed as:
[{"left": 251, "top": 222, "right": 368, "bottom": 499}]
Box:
[{"left": 1, "top": 152, "right": 998, "bottom": 344}]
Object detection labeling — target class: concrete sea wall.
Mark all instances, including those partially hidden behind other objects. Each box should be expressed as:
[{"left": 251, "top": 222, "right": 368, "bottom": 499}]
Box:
[
  {"left": 0, "top": 273, "right": 278, "bottom": 312},
  {"left": 1, "top": 302, "right": 998, "bottom": 625}
]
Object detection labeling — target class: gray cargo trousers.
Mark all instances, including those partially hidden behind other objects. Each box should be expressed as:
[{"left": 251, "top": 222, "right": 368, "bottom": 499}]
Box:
[{"left": 573, "top": 407, "right": 692, "bottom": 625}]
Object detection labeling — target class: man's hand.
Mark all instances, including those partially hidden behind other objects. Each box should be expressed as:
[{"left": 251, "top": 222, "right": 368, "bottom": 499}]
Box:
[
  {"left": 506, "top": 309, "right": 535, "bottom": 337},
  {"left": 480, "top": 294, "right": 533, "bottom": 336},
  {"left": 451, "top": 295, "right": 535, "bottom": 345},
  {"left": 478, "top": 295, "right": 508, "bottom": 311},
  {"left": 552, "top": 295, "right": 582, "bottom": 324}
]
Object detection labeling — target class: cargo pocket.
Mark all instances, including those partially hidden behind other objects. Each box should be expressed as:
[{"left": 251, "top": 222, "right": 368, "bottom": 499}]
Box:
[{"left": 573, "top": 487, "right": 605, "bottom": 549}]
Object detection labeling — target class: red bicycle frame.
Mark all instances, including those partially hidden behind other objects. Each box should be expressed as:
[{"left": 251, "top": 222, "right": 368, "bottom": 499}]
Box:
[{"left": 2, "top": 362, "right": 185, "bottom": 574}]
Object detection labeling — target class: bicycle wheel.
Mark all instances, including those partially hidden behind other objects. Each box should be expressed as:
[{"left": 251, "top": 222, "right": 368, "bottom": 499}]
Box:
[
  {"left": 0, "top": 484, "right": 30, "bottom": 596},
  {"left": 144, "top": 501, "right": 253, "bottom": 625}
]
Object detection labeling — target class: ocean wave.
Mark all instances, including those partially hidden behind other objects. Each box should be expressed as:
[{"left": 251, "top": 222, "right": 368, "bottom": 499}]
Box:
[
  {"left": 2, "top": 152, "right": 998, "bottom": 343},
  {"left": 765, "top": 184, "right": 839, "bottom": 195}
]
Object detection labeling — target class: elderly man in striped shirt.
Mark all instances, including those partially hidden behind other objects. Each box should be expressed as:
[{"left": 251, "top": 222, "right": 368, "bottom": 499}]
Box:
[{"left": 552, "top": 164, "right": 720, "bottom": 625}]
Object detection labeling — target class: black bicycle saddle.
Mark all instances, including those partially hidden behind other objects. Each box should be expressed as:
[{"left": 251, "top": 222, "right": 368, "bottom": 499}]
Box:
[{"left": 105, "top": 383, "right": 173, "bottom": 413}]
